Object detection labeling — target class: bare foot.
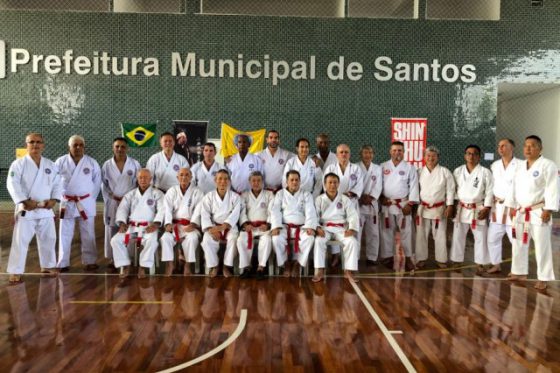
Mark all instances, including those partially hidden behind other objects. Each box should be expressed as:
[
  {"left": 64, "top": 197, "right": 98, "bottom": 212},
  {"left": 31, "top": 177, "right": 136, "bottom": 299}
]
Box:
[
  {"left": 291, "top": 262, "right": 301, "bottom": 277},
  {"left": 137, "top": 267, "right": 146, "bottom": 279},
  {"left": 223, "top": 266, "right": 232, "bottom": 278},
  {"left": 41, "top": 268, "right": 58, "bottom": 277},
  {"left": 344, "top": 270, "right": 359, "bottom": 283},
  {"left": 437, "top": 262, "right": 448, "bottom": 269},
  {"left": 8, "top": 274, "right": 22, "bottom": 284},
  {"left": 312, "top": 269, "right": 324, "bottom": 283},
  {"left": 283, "top": 263, "right": 292, "bottom": 278},
  {"left": 330, "top": 254, "right": 340, "bottom": 268},
  {"left": 415, "top": 261, "right": 426, "bottom": 269},
  {"left": 534, "top": 281, "right": 547, "bottom": 290},
  {"left": 486, "top": 264, "right": 501, "bottom": 274},
  {"left": 183, "top": 263, "right": 192, "bottom": 276},
  {"left": 164, "top": 262, "right": 174, "bottom": 277},
  {"left": 475, "top": 265, "right": 485, "bottom": 276},
  {"left": 119, "top": 266, "right": 130, "bottom": 279},
  {"left": 208, "top": 267, "right": 218, "bottom": 278},
  {"left": 508, "top": 274, "right": 527, "bottom": 282}
]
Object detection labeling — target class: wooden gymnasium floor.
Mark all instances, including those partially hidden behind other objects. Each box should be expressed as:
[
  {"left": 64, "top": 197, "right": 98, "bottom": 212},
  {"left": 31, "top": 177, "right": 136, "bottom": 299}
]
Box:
[{"left": 0, "top": 204, "right": 559, "bottom": 372}]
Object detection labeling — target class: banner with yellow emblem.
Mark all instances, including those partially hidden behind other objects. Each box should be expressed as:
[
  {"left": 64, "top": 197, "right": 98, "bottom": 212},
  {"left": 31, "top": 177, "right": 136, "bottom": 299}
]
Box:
[{"left": 220, "top": 122, "right": 265, "bottom": 158}]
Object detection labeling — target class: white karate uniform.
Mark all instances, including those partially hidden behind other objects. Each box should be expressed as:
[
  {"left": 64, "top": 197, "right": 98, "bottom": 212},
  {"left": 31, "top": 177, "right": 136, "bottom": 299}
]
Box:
[
  {"left": 160, "top": 184, "right": 204, "bottom": 263},
  {"left": 200, "top": 189, "right": 241, "bottom": 268},
  {"left": 314, "top": 193, "right": 360, "bottom": 271},
  {"left": 271, "top": 188, "right": 318, "bottom": 267},
  {"left": 146, "top": 151, "right": 190, "bottom": 192},
  {"left": 415, "top": 165, "right": 455, "bottom": 264},
  {"left": 358, "top": 161, "right": 382, "bottom": 261},
  {"left": 316, "top": 151, "right": 337, "bottom": 170},
  {"left": 101, "top": 156, "right": 141, "bottom": 260},
  {"left": 55, "top": 154, "right": 101, "bottom": 267},
  {"left": 6, "top": 155, "right": 62, "bottom": 274},
  {"left": 487, "top": 158, "right": 520, "bottom": 265},
  {"left": 191, "top": 160, "right": 225, "bottom": 194},
  {"left": 451, "top": 164, "right": 493, "bottom": 265},
  {"left": 505, "top": 156, "right": 559, "bottom": 281},
  {"left": 227, "top": 153, "right": 264, "bottom": 193},
  {"left": 282, "top": 156, "right": 323, "bottom": 198},
  {"left": 237, "top": 189, "right": 274, "bottom": 268},
  {"left": 111, "top": 186, "right": 164, "bottom": 268},
  {"left": 257, "top": 147, "right": 294, "bottom": 191},
  {"left": 379, "top": 160, "right": 419, "bottom": 258}
]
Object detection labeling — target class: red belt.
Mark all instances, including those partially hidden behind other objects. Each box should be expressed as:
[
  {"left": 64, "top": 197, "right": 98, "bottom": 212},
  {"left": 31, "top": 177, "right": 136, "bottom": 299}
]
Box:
[
  {"left": 172, "top": 218, "right": 191, "bottom": 242},
  {"left": 124, "top": 221, "right": 149, "bottom": 245},
  {"left": 384, "top": 198, "right": 408, "bottom": 229},
  {"left": 265, "top": 187, "right": 281, "bottom": 193},
  {"left": 512, "top": 201, "right": 545, "bottom": 244},
  {"left": 112, "top": 195, "right": 123, "bottom": 202},
  {"left": 326, "top": 222, "right": 345, "bottom": 228},
  {"left": 246, "top": 220, "right": 267, "bottom": 249},
  {"left": 61, "top": 193, "right": 90, "bottom": 220},
  {"left": 220, "top": 228, "right": 230, "bottom": 241},
  {"left": 416, "top": 200, "right": 445, "bottom": 229},
  {"left": 286, "top": 223, "right": 302, "bottom": 253},
  {"left": 457, "top": 201, "right": 483, "bottom": 230}
]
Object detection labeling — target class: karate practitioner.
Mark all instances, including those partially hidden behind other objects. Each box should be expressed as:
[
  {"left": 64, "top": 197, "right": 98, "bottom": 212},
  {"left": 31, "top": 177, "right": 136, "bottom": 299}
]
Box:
[
  {"left": 160, "top": 168, "right": 204, "bottom": 276},
  {"left": 6, "top": 133, "right": 62, "bottom": 283},
  {"left": 200, "top": 169, "right": 242, "bottom": 278},
  {"left": 379, "top": 141, "right": 419, "bottom": 271},
  {"left": 146, "top": 132, "right": 190, "bottom": 192},
  {"left": 312, "top": 173, "right": 360, "bottom": 283},
  {"left": 450, "top": 145, "right": 493, "bottom": 274},
  {"left": 191, "top": 142, "right": 225, "bottom": 194},
  {"left": 257, "top": 130, "right": 294, "bottom": 192},
  {"left": 111, "top": 169, "right": 164, "bottom": 278},
  {"left": 227, "top": 134, "right": 264, "bottom": 193},
  {"left": 282, "top": 138, "right": 323, "bottom": 198},
  {"left": 101, "top": 137, "right": 141, "bottom": 267},
  {"left": 415, "top": 146, "right": 455, "bottom": 268},
  {"left": 314, "top": 133, "right": 337, "bottom": 170},
  {"left": 358, "top": 145, "right": 382, "bottom": 265},
  {"left": 237, "top": 171, "right": 274, "bottom": 280},
  {"left": 487, "top": 138, "right": 520, "bottom": 274},
  {"left": 505, "top": 135, "right": 558, "bottom": 290},
  {"left": 56, "top": 135, "right": 101, "bottom": 271},
  {"left": 271, "top": 170, "right": 317, "bottom": 277}
]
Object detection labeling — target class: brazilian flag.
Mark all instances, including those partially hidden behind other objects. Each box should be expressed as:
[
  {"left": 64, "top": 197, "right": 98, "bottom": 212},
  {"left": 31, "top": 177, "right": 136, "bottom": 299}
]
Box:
[{"left": 121, "top": 123, "right": 156, "bottom": 147}]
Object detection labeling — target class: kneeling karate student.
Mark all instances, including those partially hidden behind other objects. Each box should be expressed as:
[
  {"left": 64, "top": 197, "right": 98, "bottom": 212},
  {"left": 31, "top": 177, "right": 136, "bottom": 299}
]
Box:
[
  {"left": 200, "top": 169, "right": 242, "bottom": 278},
  {"left": 313, "top": 173, "right": 360, "bottom": 283},
  {"left": 111, "top": 169, "right": 164, "bottom": 278},
  {"left": 237, "top": 171, "right": 274, "bottom": 279},
  {"left": 271, "top": 170, "right": 318, "bottom": 277}
]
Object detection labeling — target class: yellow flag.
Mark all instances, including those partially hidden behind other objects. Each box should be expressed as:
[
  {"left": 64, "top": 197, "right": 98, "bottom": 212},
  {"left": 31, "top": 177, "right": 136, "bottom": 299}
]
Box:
[
  {"left": 16, "top": 148, "right": 27, "bottom": 159},
  {"left": 220, "top": 122, "right": 266, "bottom": 158}
]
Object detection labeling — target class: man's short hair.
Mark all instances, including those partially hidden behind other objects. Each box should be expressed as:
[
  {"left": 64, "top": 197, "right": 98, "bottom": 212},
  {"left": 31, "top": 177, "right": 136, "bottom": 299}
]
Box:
[
  {"left": 160, "top": 132, "right": 174, "bottom": 139},
  {"left": 203, "top": 142, "right": 216, "bottom": 151},
  {"left": 391, "top": 141, "right": 404, "bottom": 148},
  {"left": 234, "top": 133, "right": 252, "bottom": 147},
  {"left": 360, "top": 145, "right": 374, "bottom": 155},
  {"left": 296, "top": 138, "right": 310, "bottom": 147},
  {"left": 268, "top": 130, "right": 279, "bottom": 136},
  {"left": 500, "top": 138, "right": 515, "bottom": 147},
  {"left": 464, "top": 144, "right": 481, "bottom": 155},
  {"left": 525, "top": 135, "right": 542, "bottom": 149},
  {"left": 285, "top": 170, "right": 300, "bottom": 180},
  {"left": 324, "top": 173, "right": 340, "bottom": 183},
  {"left": 215, "top": 169, "right": 230, "bottom": 180},
  {"left": 316, "top": 133, "right": 329, "bottom": 140},
  {"left": 248, "top": 170, "right": 264, "bottom": 181},
  {"left": 68, "top": 135, "right": 85, "bottom": 147},
  {"left": 425, "top": 145, "right": 440, "bottom": 156},
  {"left": 113, "top": 137, "right": 127, "bottom": 144}
]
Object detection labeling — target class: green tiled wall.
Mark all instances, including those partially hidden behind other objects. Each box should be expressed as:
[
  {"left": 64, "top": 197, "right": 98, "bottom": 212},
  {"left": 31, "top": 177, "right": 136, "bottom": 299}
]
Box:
[{"left": 0, "top": 1, "right": 559, "bottom": 199}]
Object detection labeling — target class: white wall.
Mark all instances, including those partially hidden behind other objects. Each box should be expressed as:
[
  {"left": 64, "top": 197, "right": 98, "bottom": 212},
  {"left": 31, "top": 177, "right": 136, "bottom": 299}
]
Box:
[{"left": 497, "top": 86, "right": 560, "bottom": 165}]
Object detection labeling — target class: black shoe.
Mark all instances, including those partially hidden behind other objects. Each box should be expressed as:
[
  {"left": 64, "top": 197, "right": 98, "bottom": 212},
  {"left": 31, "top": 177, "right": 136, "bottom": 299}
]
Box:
[
  {"left": 256, "top": 270, "right": 266, "bottom": 280},
  {"left": 240, "top": 269, "right": 252, "bottom": 279},
  {"left": 366, "top": 260, "right": 378, "bottom": 266}
]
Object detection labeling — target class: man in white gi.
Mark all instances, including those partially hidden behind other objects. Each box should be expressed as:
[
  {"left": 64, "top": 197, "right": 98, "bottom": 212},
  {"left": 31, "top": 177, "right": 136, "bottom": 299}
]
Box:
[
  {"left": 271, "top": 170, "right": 317, "bottom": 277},
  {"left": 160, "top": 168, "right": 204, "bottom": 276},
  {"left": 314, "top": 133, "right": 337, "bottom": 170},
  {"left": 379, "top": 141, "right": 419, "bottom": 271},
  {"left": 451, "top": 145, "right": 493, "bottom": 274},
  {"left": 111, "top": 169, "right": 164, "bottom": 278},
  {"left": 358, "top": 145, "right": 382, "bottom": 265},
  {"left": 237, "top": 171, "right": 274, "bottom": 280},
  {"left": 101, "top": 137, "right": 141, "bottom": 268},
  {"left": 487, "top": 138, "right": 520, "bottom": 274},
  {"left": 415, "top": 146, "right": 455, "bottom": 269},
  {"left": 257, "top": 130, "right": 294, "bottom": 192},
  {"left": 56, "top": 135, "right": 101, "bottom": 271},
  {"left": 146, "top": 132, "right": 190, "bottom": 192},
  {"left": 283, "top": 138, "right": 323, "bottom": 198},
  {"left": 506, "top": 135, "right": 558, "bottom": 290},
  {"left": 200, "top": 169, "right": 242, "bottom": 278},
  {"left": 312, "top": 173, "right": 360, "bottom": 283},
  {"left": 227, "top": 134, "right": 264, "bottom": 193},
  {"left": 191, "top": 142, "right": 225, "bottom": 194},
  {"left": 6, "top": 133, "right": 62, "bottom": 283}
]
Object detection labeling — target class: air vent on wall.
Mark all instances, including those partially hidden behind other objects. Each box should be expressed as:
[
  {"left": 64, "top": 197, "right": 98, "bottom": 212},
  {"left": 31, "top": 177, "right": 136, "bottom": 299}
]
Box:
[{"left": 531, "top": 0, "right": 544, "bottom": 7}]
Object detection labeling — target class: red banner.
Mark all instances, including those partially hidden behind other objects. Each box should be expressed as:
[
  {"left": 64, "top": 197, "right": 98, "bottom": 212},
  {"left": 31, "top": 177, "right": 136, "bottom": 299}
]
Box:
[{"left": 391, "top": 118, "right": 427, "bottom": 168}]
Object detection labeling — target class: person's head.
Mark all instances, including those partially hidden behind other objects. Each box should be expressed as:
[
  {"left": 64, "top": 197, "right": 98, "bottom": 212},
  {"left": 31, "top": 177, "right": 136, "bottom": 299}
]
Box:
[
  {"left": 202, "top": 142, "right": 216, "bottom": 162},
  {"left": 176, "top": 131, "right": 188, "bottom": 145},
  {"left": 285, "top": 170, "right": 301, "bottom": 193},
  {"left": 235, "top": 134, "right": 251, "bottom": 155},
  {"left": 177, "top": 167, "right": 192, "bottom": 188},
  {"left": 389, "top": 141, "right": 404, "bottom": 163},
  {"left": 159, "top": 132, "right": 175, "bottom": 152},
  {"left": 523, "top": 135, "right": 543, "bottom": 160},
  {"left": 464, "top": 144, "right": 481, "bottom": 167},
  {"left": 424, "top": 146, "right": 440, "bottom": 169},
  {"left": 324, "top": 173, "right": 340, "bottom": 195},
  {"left": 248, "top": 171, "right": 264, "bottom": 192},
  {"left": 336, "top": 144, "right": 351, "bottom": 164},
  {"left": 295, "top": 138, "right": 310, "bottom": 158},
  {"left": 360, "top": 145, "right": 375, "bottom": 164},
  {"left": 497, "top": 138, "right": 515, "bottom": 159},
  {"left": 214, "top": 169, "right": 231, "bottom": 191},
  {"left": 137, "top": 169, "right": 152, "bottom": 190},
  {"left": 316, "top": 133, "right": 330, "bottom": 153},
  {"left": 25, "top": 133, "right": 44, "bottom": 157},
  {"left": 112, "top": 137, "right": 128, "bottom": 158},
  {"left": 266, "top": 130, "right": 280, "bottom": 149},
  {"left": 68, "top": 135, "right": 85, "bottom": 159}
]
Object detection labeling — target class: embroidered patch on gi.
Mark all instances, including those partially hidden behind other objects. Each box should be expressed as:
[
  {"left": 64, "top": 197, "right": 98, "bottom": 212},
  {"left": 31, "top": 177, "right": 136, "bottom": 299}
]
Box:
[
  {"left": 533, "top": 171, "right": 540, "bottom": 177},
  {"left": 350, "top": 174, "right": 357, "bottom": 181},
  {"left": 212, "top": 171, "right": 217, "bottom": 176},
  {"left": 127, "top": 169, "right": 133, "bottom": 176},
  {"left": 83, "top": 167, "right": 90, "bottom": 175},
  {"left": 249, "top": 163, "right": 255, "bottom": 169},
  {"left": 371, "top": 175, "right": 377, "bottom": 182},
  {"left": 279, "top": 159, "right": 285, "bottom": 165},
  {"left": 9, "top": 171, "right": 14, "bottom": 177},
  {"left": 398, "top": 170, "right": 405, "bottom": 176},
  {"left": 383, "top": 169, "right": 391, "bottom": 175},
  {"left": 187, "top": 198, "right": 192, "bottom": 207},
  {"left": 45, "top": 168, "right": 51, "bottom": 174},
  {"left": 336, "top": 202, "right": 343, "bottom": 209},
  {"left": 260, "top": 202, "right": 267, "bottom": 208},
  {"left": 147, "top": 199, "right": 154, "bottom": 206},
  {"left": 473, "top": 177, "right": 479, "bottom": 188},
  {"left": 173, "top": 164, "right": 180, "bottom": 171}
]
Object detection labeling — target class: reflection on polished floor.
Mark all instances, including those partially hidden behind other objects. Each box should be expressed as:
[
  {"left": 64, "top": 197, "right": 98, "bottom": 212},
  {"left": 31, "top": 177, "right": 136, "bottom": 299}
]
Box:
[{"left": 0, "top": 215, "right": 559, "bottom": 371}]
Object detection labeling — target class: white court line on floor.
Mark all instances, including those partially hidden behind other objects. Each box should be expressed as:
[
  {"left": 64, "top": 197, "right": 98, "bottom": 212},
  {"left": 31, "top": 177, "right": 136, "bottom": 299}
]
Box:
[
  {"left": 350, "top": 281, "right": 417, "bottom": 373},
  {"left": 157, "top": 309, "right": 248, "bottom": 373}
]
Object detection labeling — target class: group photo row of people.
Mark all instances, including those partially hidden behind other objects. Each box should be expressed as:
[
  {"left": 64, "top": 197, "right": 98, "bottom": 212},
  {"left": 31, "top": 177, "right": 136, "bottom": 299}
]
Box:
[{"left": 6, "top": 130, "right": 559, "bottom": 289}]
